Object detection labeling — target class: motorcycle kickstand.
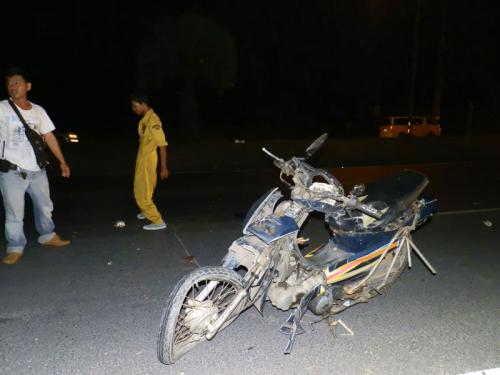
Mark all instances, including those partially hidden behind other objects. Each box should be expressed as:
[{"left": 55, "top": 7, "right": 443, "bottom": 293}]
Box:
[{"left": 279, "top": 290, "right": 316, "bottom": 354}]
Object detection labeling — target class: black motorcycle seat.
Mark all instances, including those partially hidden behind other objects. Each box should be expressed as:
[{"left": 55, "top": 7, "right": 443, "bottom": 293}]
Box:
[
  {"left": 328, "top": 170, "right": 429, "bottom": 231},
  {"left": 363, "top": 170, "right": 428, "bottom": 224}
]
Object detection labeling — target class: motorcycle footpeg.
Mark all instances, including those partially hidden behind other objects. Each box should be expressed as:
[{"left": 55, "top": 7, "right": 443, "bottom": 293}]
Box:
[
  {"left": 283, "top": 332, "right": 297, "bottom": 355},
  {"left": 280, "top": 311, "right": 306, "bottom": 355},
  {"left": 279, "top": 289, "right": 316, "bottom": 354},
  {"left": 279, "top": 312, "right": 305, "bottom": 336}
]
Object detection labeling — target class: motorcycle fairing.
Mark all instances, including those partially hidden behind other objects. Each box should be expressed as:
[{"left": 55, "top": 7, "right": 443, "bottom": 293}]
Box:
[
  {"left": 243, "top": 188, "right": 282, "bottom": 235},
  {"left": 247, "top": 215, "right": 299, "bottom": 244},
  {"left": 294, "top": 198, "right": 337, "bottom": 215},
  {"left": 300, "top": 229, "right": 401, "bottom": 274},
  {"left": 303, "top": 239, "right": 354, "bottom": 266},
  {"left": 324, "top": 241, "right": 399, "bottom": 284},
  {"left": 333, "top": 229, "right": 399, "bottom": 255}
]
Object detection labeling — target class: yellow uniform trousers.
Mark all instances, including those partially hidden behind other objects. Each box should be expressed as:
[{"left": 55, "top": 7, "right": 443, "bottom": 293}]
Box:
[{"left": 134, "top": 155, "right": 163, "bottom": 224}]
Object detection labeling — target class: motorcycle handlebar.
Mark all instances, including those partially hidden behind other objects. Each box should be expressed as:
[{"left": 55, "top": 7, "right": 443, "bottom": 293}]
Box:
[
  {"left": 261, "top": 146, "right": 381, "bottom": 219},
  {"left": 341, "top": 197, "right": 383, "bottom": 220}
]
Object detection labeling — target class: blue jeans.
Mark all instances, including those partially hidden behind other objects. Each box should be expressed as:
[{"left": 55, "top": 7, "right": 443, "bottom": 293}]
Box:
[{"left": 0, "top": 169, "right": 56, "bottom": 254}]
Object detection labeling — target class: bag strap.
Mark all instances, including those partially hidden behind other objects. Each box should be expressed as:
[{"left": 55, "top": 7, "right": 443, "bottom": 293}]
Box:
[
  {"left": 7, "top": 98, "right": 50, "bottom": 168},
  {"left": 7, "top": 98, "right": 35, "bottom": 135}
]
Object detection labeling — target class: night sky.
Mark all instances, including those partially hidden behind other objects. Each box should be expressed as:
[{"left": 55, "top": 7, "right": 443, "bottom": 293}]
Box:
[{"left": 2, "top": 0, "right": 499, "bottom": 139}]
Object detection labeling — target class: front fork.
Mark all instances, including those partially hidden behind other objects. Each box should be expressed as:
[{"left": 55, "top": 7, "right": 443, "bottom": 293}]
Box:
[
  {"left": 206, "top": 288, "right": 248, "bottom": 340},
  {"left": 206, "top": 246, "right": 276, "bottom": 340}
]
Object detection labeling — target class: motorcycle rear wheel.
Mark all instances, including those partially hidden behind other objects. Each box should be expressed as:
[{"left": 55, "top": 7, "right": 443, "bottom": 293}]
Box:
[{"left": 157, "top": 266, "right": 243, "bottom": 365}]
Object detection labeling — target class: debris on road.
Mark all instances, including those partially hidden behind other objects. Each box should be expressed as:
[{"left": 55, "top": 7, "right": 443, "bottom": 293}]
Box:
[
  {"left": 182, "top": 256, "right": 196, "bottom": 264},
  {"left": 483, "top": 220, "right": 493, "bottom": 227},
  {"left": 328, "top": 319, "right": 354, "bottom": 336},
  {"left": 114, "top": 220, "right": 126, "bottom": 228}
]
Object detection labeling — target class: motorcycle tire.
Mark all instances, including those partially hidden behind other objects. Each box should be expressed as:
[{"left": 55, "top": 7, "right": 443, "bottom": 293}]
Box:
[{"left": 157, "top": 266, "right": 243, "bottom": 365}]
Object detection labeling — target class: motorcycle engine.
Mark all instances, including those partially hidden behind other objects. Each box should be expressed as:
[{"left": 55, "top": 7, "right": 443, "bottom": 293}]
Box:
[
  {"left": 308, "top": 285, "right": 343, "bottom": 315},
  {"left": 267, "top": 271, "right": 324, "bottom": 311}
]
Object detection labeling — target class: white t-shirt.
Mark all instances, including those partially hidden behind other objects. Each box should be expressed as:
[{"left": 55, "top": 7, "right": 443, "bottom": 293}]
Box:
[{"left": 0, "top": 99, "right": 55, "bottom": 171}]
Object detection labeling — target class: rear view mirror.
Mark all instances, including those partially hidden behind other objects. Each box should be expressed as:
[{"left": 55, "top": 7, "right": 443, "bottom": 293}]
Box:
[{"left": 305, "top": 133, "right": 328, "bottom": 158}]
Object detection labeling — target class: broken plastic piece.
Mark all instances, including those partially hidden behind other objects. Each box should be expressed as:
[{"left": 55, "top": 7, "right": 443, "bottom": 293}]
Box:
[{"left": 328, "top": 319, "right": 354, "bottom": 336}]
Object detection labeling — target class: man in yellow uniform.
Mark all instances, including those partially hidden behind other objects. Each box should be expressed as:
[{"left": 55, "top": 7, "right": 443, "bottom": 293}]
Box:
[{"left": 130, "top": 93, "right": 169, "bottom": 230}]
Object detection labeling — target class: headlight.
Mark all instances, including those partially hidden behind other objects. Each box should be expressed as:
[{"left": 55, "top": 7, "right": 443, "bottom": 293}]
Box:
[{"left": 67, "top": 133, "right": 79, "bottom": 143}]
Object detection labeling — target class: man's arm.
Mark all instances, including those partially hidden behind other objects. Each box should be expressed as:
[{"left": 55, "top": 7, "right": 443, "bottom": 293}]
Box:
[
  {"left": 159, "top": 145, "right": 169, "bottom": 179},
  {"left": 43, "top": 132, "right": 70, "bottom": 177}
]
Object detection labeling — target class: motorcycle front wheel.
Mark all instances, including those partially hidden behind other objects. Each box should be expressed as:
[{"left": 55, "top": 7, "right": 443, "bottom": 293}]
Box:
[{"left": 157, "top": 266, "right": 244, "bottom": 365}]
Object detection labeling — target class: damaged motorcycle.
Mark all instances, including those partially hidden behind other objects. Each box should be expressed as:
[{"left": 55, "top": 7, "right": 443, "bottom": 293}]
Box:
[{"left": 157, "top": 133, "right": 437, "bottom": 364}]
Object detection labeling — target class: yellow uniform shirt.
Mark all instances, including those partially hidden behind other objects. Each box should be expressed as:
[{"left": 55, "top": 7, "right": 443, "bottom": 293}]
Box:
[{"left": 136, "top": 109, "right": 168, "bottom": 165}]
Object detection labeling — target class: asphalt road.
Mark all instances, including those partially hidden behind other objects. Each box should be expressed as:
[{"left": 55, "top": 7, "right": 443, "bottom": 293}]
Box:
[{"left": 0, "top": 161, "right": 499, "bottom": 375}]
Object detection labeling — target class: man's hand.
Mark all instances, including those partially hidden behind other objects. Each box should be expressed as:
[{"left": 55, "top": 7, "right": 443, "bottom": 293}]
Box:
[
  {"left": 60, "top": 162, "right": 70, "bottom": 178},
  {"left": 160, "top": 167, "right": 169, "bottom": 180},
  {"left": 44, "top": 132, "right": 70, "bottom": 178},
  {"left": 159, "top": 146, "right": 169, "bottom": 180}
]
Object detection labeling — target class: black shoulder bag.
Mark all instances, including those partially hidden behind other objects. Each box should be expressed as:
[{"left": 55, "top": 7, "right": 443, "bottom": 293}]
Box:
[{"left": 8, "top": 98, "right": 50, "bottom": 169}]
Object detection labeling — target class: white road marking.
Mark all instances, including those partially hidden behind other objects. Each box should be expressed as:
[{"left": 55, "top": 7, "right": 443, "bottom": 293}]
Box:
[
  {"left": 458, "top": 368, "right": 500, "bottom": 375},
  {"left": 437, "top": 207, "right": 500, "bottom": 216}
]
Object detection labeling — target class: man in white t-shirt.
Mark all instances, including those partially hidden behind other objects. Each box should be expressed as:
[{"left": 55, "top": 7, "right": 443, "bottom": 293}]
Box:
[{"left": 0, "top": 67, "right": 71, "bottom": 265}]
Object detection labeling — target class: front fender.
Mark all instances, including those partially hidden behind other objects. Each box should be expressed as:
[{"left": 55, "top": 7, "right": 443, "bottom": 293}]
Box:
[
  {"left": 246, "top": 215, "right": 300, "bottom": 244},
  {"left": 222, "top": 235, "right": 267, "bottom": 270}
]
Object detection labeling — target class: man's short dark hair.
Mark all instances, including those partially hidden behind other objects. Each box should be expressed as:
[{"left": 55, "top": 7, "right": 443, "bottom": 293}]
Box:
[
  {"left": 130, "top": 92, "right": 151, "bottom": 106},
  {"left": 5, "top": 67, "right": 31, "bottom": 83}
]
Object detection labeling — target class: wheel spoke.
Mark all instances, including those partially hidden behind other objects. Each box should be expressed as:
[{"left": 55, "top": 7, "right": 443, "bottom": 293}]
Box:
[
  {"left": 158, "top": 267, "right": 243, "bottom": 364},
  {"left": 214, "top": 286, "right": 237, "bottom": 303},
  {"left": 208, "top": 281, "right": 222, "bottom": 300},
  {"left": 175, "top": 281, "right": 238, "bottom": 342}
]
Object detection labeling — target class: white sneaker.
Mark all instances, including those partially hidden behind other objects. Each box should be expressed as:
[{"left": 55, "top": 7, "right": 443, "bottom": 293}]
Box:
[
  {"left": 143, "top": 222, "right": 167, "bottom": 231},
  {"left": 137, "top": 213, "right": 146, "bottom": 220}
]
